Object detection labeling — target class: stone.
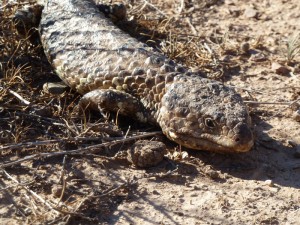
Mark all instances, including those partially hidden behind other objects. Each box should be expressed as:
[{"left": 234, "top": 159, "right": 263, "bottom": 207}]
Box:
[
  {"left": 43, "top": 82, "right": 69, "bottom": 94},
  {"left": 244, "top": 7, "right": 258, "bottom": 18},
  {"left": 264, "top": 179, "right": 274, "bottom": 187},
  {"left": 249, "top": 52, "right": 267, "bottom": 62},
  {"left": 241, "top": 42, "right": 250, "bottom": 53},
  {"left": 271, "top": 62, "right": 291, "bottom": 76},
  {"left": 292, "top": 109, "right": 300, "bottom": 122},
  {"left": 127, "top": 140, "right": 166, "bottom": 168}
]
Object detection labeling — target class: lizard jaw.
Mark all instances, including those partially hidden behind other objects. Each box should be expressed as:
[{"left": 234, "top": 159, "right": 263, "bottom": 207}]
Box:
[{"left": 166, "top": 124, "right": 254, "bottom": 153}]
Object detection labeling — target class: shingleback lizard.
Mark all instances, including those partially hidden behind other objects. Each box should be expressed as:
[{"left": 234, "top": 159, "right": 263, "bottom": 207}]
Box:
[{"left": 17, "top": 0, "right": 254, "bottom": 153}]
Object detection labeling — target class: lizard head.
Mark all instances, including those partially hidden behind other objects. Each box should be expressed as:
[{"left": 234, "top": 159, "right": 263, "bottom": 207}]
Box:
[{"left": 157, "top": 75, "right": 254, "bottom": 153}]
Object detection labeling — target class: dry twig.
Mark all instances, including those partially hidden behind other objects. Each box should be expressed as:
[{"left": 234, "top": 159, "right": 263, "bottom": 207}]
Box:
[
  {"left": 2, "top": 169, "right": 94, "bottom": 220},
  {"left": 0, "top": 131, "right": 162, "bottom": 168},
  {"left": 140, "top": 0, "right": 167, "bottom": 17},
  {"left": 244, "top": 101, "right": 295, "bottom": 105},
  {"left": 8, "top": 89, "right": 31, "bottom": 105}
]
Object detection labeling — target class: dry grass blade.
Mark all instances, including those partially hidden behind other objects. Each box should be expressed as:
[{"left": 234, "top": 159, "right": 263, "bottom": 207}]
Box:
[
  {"left": 8, "top": 88, "right": 31, "bottom": 105},
  {"left": 140, "top": 0, "right": 167, "bottom": 18},
  {"left": 286, "top": 33, "right": 300, "bottom": 63},
  {"left": 2, "top": 169, "right": 94, "bottom": 220},
  {"left": 244, "top": 100, "right": 295, "bottom": 105}
]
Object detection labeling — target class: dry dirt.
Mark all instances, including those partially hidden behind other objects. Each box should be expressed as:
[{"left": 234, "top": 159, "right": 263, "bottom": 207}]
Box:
[{"left": 1, "top": 0, "right": 300, "bottom": 224}]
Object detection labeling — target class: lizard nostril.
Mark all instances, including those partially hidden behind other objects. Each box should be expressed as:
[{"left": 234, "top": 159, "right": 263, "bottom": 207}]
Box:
[{"left": 232, "top": 122, "right": 253, "bottom": 147}]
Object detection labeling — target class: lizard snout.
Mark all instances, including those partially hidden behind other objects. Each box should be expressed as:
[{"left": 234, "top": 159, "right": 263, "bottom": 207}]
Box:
[{"left": 232, "top": 122, "right": 254, "bottom": 152}]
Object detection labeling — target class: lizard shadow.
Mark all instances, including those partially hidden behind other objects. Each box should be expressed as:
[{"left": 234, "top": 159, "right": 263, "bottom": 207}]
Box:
[
  {"left": 187, "top": 116, "right": 300, "bottom": 189},
  {"left": 114, "top": 112, "right": 300, "bottom": 189}
]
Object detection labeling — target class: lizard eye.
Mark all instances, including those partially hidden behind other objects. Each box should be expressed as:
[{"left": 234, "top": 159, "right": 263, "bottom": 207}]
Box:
[{"left": 205, "top": 118, "right": 215, "bottom": 128}]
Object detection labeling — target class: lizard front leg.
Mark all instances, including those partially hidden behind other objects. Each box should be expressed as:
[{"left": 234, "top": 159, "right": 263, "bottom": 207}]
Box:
[{"left": 79, "top": 89, "right": 150, "bottom": 124}]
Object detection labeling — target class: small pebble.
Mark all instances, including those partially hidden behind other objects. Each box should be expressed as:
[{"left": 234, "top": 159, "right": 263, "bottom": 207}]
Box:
[
  {"left": 292, "top": 109, "right": 300, "bottom": 122},
  {"left": 52, "top": 185, "right": 63, "bottom": 198},
  {"left": 221, "top": 55, "right": 233, "bottom": 62},
  {"left": 200, "top": 185, "right": 209, "bottom": 191},
  {"left": 127, "top": 140, "right": 166, "bottom": 168},
  {"left": 193, "top": 185, "right": 201, "bottom": 190},
  {"left": 174, "top": 211, "right": 184, "bottom": 216},
  {"left": 288, "top": 140, "right": 297, "bottom": 147},
  {"left": 249, "top": 52, "right": 267, "bottom": 62},
  {"left": 241, "top": 42, "right": 250, "bottom": 53},
  {"left": 152, "top": 190, "right": 160, "bottom": 195},
  {"left": 43, "top": 82, "right": 69, "bottom": 94},
  {"left": 264, "top": 179, "right": 274, "bottom": 187},
  {"left": 181, "top": 151, "right": 189, "bottom": 159},
  {"left": 243, "top": 7, "right": 258, "bottom": 18},
  {"left": 206, "top": 170, "right": 220, "bottom": 179},
  {"left": 271, "top": 62, "right": 291, "bottom": 76}
]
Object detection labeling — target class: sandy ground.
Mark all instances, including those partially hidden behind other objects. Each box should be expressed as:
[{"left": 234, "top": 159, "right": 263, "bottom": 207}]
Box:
[{"left": 0, "top": 0, "right": 300, "bottom": 224}]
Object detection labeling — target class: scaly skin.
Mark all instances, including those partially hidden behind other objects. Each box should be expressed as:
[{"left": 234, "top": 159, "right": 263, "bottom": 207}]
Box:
[{"left": 38, "top": 0, "right": 253, "bottom": 152}]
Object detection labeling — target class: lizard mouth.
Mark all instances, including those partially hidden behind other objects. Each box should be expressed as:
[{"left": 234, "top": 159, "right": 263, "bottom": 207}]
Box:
[
  {"left": 166, "top": 123, "right": 254, "bottom": 153},
  {"left": 173, "top": 134, "right": 253, "bottom": 153},
  {"left": 184, "top": 135, "right": 253, "bottom": 153}
]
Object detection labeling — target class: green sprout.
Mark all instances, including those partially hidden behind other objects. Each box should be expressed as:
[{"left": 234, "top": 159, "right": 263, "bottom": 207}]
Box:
[{"left": 286, "top": 33, "right": 300, "bottom": 63}]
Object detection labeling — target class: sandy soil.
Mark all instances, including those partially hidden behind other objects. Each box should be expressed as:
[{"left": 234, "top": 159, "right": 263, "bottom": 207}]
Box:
[{"left": 0, "top": 0, "right": 300, "bottom": 224}]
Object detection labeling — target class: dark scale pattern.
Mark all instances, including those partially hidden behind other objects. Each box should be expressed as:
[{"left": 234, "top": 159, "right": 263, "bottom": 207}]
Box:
[{"left": 39, "top": 0, "right": 254, "bottom": 152}]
